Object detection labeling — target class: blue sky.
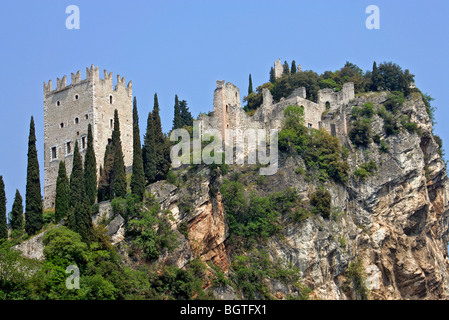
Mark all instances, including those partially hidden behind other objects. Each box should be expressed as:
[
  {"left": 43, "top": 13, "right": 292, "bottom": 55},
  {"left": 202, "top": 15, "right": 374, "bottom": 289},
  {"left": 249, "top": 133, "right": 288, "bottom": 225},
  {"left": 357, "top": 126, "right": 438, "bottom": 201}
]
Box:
[{"left": 0, "top": 0, "right": 448, "bottom": 212}]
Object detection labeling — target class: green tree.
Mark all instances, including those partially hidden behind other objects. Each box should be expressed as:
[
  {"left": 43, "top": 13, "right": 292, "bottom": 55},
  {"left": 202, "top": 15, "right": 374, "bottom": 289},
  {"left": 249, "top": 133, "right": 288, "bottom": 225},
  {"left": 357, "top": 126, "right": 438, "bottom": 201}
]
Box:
[
  {"left": 371, "top": 61, "right": 379, "bottom": 91},
  {"left": 152, "top": 95, "right": 170, "bottom": 181},
  {"left": 269, "top": 67, "right": 276, "bottom": 83},
  {"left": 291, "top": 60, "right": 297, "bottom": 74},
  {"left": 111, "top": 109, "right": 127, "bottom": 198},
  {"left": 55, "top": 161, "right": 70, "bottom": 223},
  {"left": 142, "top": 108, "right": 156, "bottom": 184},
  {"left": 248, "top": 74, "right": 253, "bottom": 95},
  {"left": 283, "top": 60, "right": 290, "bottom": 75},
  {"left": 68, "top": 140, "right": 92, "bottom": 242},
  {"left": 97, "top": 144, "right": 113, "bottom": 202},
  {"left": 84, "top": 124, "right": 97, "bottom": 206},
  {"left": 9, "top": 189, "right": 24, "bottom": 232},
  {"left": 130, "top": 97, "right": 145, "bottom": 200},
  {"left": 25, "top": 116, "right": 43, "bottom": 236},
  {"left": 0, "top": 176, "right": 7, "bottom": 241},
  {"left": 172, "top": 95, "right": 182, "bottom": 130},
  {"left": 179, "top": 99, "right": 193, "bottom": 128}
]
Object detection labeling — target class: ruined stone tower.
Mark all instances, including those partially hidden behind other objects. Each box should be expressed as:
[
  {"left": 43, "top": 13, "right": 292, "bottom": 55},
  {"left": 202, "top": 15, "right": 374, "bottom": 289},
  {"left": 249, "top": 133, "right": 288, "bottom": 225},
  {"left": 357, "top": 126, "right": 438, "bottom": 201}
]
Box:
[{"left": 43, "top": 65, "right": 133, "bottom": 208}]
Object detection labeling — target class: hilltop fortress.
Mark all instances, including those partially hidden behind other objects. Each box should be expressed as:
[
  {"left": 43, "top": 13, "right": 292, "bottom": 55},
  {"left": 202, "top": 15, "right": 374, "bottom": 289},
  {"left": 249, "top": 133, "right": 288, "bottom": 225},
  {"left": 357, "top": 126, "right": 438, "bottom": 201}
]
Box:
[
  {"left": 199, "top": 60, "right": 355, "bottom": 141},
  {"left": 42, "top": 61, "right": 355, "bottom": 208},
  {"left": 43, "top": 65, "right": 133, "bottom": 209}
]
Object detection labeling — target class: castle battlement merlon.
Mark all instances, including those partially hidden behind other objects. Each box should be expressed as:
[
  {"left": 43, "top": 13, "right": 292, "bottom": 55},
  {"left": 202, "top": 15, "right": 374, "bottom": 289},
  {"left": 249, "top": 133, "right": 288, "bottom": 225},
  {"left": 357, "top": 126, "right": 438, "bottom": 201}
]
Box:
[{"left": 43, "top": 65, "right": 132, "bottom": 96}]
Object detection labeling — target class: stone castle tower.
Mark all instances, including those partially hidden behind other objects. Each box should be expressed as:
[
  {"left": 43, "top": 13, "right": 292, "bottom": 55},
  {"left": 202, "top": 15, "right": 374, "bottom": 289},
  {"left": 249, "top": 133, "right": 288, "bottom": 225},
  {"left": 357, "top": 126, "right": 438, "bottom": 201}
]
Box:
[{"left": 43, "top": 65, "right": 133, "bottom": 209}]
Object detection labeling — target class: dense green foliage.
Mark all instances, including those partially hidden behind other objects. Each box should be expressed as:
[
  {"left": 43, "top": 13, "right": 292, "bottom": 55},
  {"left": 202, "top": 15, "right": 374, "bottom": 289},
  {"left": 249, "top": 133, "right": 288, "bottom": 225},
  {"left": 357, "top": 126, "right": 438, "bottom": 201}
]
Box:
[
  {"left": 111, "top": 195, "right": 177, "bottom": 260},
  {"left": 9, "top": 189, "right": 24, "bottom": 232},
  {"left": 54, "top": 161, "right": 70, "bottom": 223},
  {"left": 279, "top": 105, "right": 348, "bottom": 183},
  {"left": 25, "top": 116, "right": 43, "bottom": 236},
  {"left": 179, "top": 99, "right": 193, "bottom": 128},
  {"left": 84, "top": 124, "right": 97, "bottom": 206},
  {"left": 0, "top": 176, "right": 7, "bottom": 241},
  {"left": 130, "top": 97, "right": 146, "bottom": 200},
  {"left": 142, "top": 109, "right": 156, "bottom": 183}
]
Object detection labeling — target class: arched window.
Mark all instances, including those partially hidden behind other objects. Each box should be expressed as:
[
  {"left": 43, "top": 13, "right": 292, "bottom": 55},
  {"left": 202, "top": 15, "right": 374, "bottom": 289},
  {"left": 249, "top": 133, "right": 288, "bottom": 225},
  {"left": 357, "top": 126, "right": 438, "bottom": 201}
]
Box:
[
  {"left": 109, "top": 95, "right": 113, "bottom": 104},
  {"left": 74, "top": 94, "right": 79, "bottom": 100},
  {"left": 325, "top": 101, "right": 331, "bottom": 110},
  {"left": 226, "top": 105, "right": 229, "bottom": 113},
  {"left": 74, "top": 117, "right": 79, "bottom": 124}
]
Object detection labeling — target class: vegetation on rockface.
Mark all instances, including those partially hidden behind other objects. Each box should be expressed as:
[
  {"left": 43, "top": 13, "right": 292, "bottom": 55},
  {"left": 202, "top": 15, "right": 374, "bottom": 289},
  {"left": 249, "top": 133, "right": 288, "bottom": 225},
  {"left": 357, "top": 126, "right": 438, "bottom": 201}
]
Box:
[
  {"left": 25, "top": 116, "right": 44, "bottom": 236},
  {"left": 279, "top": 105, "right": 348, "bottom": 183},
  {"left": 111, "top": 195, "right": 177, "bottom": 261},
  {"left": 346, "top": 259, "right": 369, "bottom": 300},
  {"left": 230, "top": 250, "right": 311, "bottom": 300},
  {"left": 353, "top": 160, "right": 378, "bottom": 181}
]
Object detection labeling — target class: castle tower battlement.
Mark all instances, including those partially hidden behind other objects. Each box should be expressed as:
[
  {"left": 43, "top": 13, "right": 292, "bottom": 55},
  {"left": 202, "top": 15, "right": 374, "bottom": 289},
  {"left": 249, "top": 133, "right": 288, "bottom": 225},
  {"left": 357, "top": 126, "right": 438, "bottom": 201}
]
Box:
[
  {"left": 43, "top": 64, "right": 132, "bottom": 97},
  {"left": 43, "top": 65, "right": 133, "bottom": 209}
]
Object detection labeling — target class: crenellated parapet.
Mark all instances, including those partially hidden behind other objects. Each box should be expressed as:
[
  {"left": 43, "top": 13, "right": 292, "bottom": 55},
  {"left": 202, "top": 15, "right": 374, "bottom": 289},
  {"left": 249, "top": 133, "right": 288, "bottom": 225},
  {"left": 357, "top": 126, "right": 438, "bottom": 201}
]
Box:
[{"left": 43, "top": 65, "right": 132, "bottom": 96}]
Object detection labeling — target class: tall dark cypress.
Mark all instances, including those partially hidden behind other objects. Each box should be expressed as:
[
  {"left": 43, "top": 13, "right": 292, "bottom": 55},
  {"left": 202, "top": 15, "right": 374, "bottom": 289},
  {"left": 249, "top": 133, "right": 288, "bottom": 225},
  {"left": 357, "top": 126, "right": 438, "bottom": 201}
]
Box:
[
  {"left": 371, "top": 61, "right": 379, "bottom": 91},
  {"left": 98, "top": 144, "right": 114, "bottom": 201},
  {"left": 55, "top": 161, "right": 70, "bottom": 223},
  {"left": 291, "top": 60, "right": 297, "bottom": 74},
  {"left": 143, "top": 94, "right": 158, "bottom": 184},
  {"left": 68, "top": 140, "right": 92, "bottom": 242},
  {"left": 111, "top": 109, "right": 127, "bottom": 198},
  {"left": 152, "top": 94, "right": 170, "bottom": 181},
  {"left": 25, "top": 116, "right": 43, "bottom": 236},
  {"left": 269, "top": 67, "right": 276, "bottom": 83},
  {"left": 179, "top": 100, "right": 193, "bottom": 128},
  {"left": 10, "top": 189, "right": 24, "bottom": 232},
  {"left": 130, "top": 97, "right": 145, "bottom": 200},
  {"left": 84, "top": 124, "right": 97, "bottom": 205},
  {"left": 172, "top": 94, "right": 182, "bottom": 130},
  {"left": 248, "top": 74, "right": 253, "bottom": 95},
  {"left": 0, "top": 176, "right": 7, "bottom": 241},
  {"left": 283, "top": 60, "right": 290, "bottom": 75}
]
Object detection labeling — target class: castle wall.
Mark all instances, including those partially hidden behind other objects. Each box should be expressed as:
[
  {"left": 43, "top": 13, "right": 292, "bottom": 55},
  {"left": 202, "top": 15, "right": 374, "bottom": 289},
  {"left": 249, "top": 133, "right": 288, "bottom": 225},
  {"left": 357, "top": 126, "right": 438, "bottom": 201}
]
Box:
[{"left": 43, "top": 66, "right": 132, "bottom": 209}]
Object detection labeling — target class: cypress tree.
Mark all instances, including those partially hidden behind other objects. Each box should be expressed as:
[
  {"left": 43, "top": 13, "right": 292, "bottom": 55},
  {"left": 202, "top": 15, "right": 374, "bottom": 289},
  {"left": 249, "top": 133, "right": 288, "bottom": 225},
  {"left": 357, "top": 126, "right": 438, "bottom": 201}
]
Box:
[
  {"left": 68, "top": 140, "right": 92, "bottom": 242},
  {"left": 269, "top": 67, "right": 276, "bottom": 83},
  {"left": 111, "top": 109, "right": 127, "bottom": 198},
  {"left": 291, "top": 60, "right": 297, "bottom": 74},
  {"left": 130, "top": 97, "right": 146, "bottom": 200},
  {"left": 55, "top": 161, "right": 70, "bottom": 223},
  {"left": 84, "top": 124, "right": 97, "bottom": 205},
  {"left": 283, "top": 60, "right": 290, "bottom": 75},
  {"left": 172, "top": 94, "right": 182, "bottom": 130},
  {"left": 248, "top": 74, "right": 253, "bottom": 95},
  {"left": 25, "top": 116, "right": 43, "bottom": 236},
  {"left": 98, "top": 144, "right": 113, "bottom": 201},
  {"left": 180, "top": 100, "right": 193, "bottom": 128},
  {"left": 142, "top": 109, "right": 156, "bottom": 184},
  {"left": 371, "top": 61, "right": 379, "bottom": 91},
  {"left": 152, "top": 94, "right": 170, "bottom": 181},
  {"left": 0, "top": 176, "right": 7, "bottom": 241},
  {"left": 10, "top": 189, "right": 24, "bottom": 232}
]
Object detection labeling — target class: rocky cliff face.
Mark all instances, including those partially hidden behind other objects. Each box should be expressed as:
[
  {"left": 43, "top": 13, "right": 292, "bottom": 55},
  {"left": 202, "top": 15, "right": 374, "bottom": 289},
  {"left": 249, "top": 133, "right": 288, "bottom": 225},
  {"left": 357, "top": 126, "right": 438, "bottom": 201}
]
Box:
[
  {"left": 140, "top": 91, "right": 449, "bottom": 300},
  {"left": 14, "top": 92, "right": 449, "bottom": 300}
]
